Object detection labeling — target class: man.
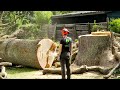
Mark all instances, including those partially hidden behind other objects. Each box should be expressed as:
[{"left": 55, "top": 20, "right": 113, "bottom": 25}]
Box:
[{"left": 58, "top": 27, "right": 73, "bottom": 79}]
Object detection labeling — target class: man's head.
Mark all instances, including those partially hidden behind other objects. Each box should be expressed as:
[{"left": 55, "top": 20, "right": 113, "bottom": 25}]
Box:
[{"left": 61, "top": 27, "right": 69, "bottom": 37}]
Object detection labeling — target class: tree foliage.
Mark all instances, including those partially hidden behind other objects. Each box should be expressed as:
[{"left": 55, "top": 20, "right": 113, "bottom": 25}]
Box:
[
  {"left": 0, "top": 11, "right": 73, "bottom": 39},
  {"left": 33, "top": 11, "right": 53, "bottom": 25},
  {"left": 109, "top": 18, "right": 120, "bottom": 33}
]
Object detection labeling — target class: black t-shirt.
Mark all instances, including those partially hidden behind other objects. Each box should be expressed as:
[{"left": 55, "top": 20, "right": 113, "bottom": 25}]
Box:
[{"left": 60, "top": 36, "right": 72, "bottom": 53}]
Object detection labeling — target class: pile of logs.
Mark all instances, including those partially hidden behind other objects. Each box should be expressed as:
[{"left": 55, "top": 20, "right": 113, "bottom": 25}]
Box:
[
  {"left": 1, "top": 30, "right": 120, "bottom": 79},
  {"left": 42, "top": 31, "right": 120, "bottom": 79}
]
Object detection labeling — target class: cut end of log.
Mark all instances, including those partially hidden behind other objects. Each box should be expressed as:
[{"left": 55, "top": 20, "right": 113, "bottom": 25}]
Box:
[
  {"left": 91, "top": 31, "right": 112, "bottom": 37},
  {"left": 37, "top": 39, "right": 57, "bottom": 69}
]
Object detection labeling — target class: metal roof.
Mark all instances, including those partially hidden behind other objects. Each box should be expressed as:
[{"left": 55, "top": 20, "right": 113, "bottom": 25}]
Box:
[{"left": 51, "top": 11, "right": 111, "bottom": 18}]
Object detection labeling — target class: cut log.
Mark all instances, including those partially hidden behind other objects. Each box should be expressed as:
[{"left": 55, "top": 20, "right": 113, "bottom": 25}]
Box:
[
  {"left": 42, "top": 65, "right": 111, "bottom": 75},
  {"left": 91, "top": 31, "right": 112, "bottom": 37},
  {"left": 0, "top": 38, "right": 57, "bottom": 69},
  {"left": 113, "top": 32, "right": 120, "bottom": 37},
  {"left": 113, "top": 38, "right": 120, "bottom": 49},
  {"left": 37, "top": 39, "right": 57, "bottom": 69},
  {"left": 71, "top": 49, "right": 78, "bottom": 63},
  {"left": 73, "top": 34, "right": 113, "bottom": 67},
  {"left": 53, "top": 62, "right": 61, "bottom": 68},
  {"left": 43, "top": 68, "right": 62, "bottom": 75}
]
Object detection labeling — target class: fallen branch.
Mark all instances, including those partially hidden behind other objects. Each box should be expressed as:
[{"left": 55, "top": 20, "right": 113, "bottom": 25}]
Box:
[
  {"left": 103, "top": 62, "right": 120, "bottom": 79},
  {"left": 0, "top": 66, "right": 7, "bottom": 79},
  {"left": 0, "top": 62, "right": 12, "bottom": 66},
  {"left": 42, "top": 65, "right": 111, "bottom": 75},
  {"left": 114, "top": 32, "right": 120, "bottom": 37}
]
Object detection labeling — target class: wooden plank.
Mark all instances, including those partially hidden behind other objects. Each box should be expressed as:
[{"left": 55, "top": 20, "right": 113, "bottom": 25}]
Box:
[
  {"left": 56, "top": 24, "right": 75, "bottom": 28},
  {"left": 75, "top": 22, "right": 107, "bottom": 25},
  {"left": 48, "top": 25, "right": 56, "bottom": 39},
  {"left": 77, "top": 31, "right": 89, "bottom": 36},
  {"left": 76, "top": 25, "right": 88, "bottom": 30}
]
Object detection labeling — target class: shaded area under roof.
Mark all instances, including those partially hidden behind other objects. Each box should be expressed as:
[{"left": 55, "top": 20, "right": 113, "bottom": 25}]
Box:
[{"left": 51, "top": 11, "right": 111, "bottom": 18}]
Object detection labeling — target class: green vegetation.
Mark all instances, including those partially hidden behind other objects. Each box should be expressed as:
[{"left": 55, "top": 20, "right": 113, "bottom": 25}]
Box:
[
  {"left": 92, "top": 20, "right": 102, "bottom": 32},
  {"left": 6, "top": 66, "right": 39, "bottom": 79},
  {"left": 0, "top": 11, "right": 72, "bottom": 39},
  {"left": 109, "top": 18, "right": 120, "bottom": 33}
]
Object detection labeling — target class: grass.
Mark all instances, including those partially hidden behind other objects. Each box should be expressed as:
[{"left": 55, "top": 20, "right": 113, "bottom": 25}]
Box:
[
  {"left": 6, "top": 66, "right": 40, "bottom": 79},
  {"left": 5, "top": 65, "right": 120, "bottom": 79}
]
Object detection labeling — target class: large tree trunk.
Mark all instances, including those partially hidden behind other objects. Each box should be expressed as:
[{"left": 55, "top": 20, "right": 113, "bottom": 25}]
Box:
[
  {"left": 0, "top": 38, "right": 57, "bottom": 69},
  {"left": 73, "top": 34, "right": 117, "bottom": 69},
  {"left": 43, "top": 32, "right": 120, "bottom": 76}
]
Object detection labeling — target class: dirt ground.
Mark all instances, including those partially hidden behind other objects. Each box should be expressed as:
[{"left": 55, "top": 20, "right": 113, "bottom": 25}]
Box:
[{"left": 5, "top": 66, "right": 112, "bottom": 79}]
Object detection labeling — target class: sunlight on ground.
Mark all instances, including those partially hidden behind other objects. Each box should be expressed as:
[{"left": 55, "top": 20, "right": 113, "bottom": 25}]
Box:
[{"left": 6, "top": 67, "right": 104, "bottom": 79}]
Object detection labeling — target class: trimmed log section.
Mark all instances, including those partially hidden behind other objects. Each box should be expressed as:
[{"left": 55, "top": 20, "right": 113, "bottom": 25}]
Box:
[
  {"left": 43, "top": 32, "right": 120, "bottom": 75},
  {"left": 0, "top": 38, "right": 57, "bottom": 69},
  {"left": 73, "top": 34, "right": 117, "bottom": 68},
  {"left": 91, "top": 31, "right": 112, "bottom": 37},
  {"left": 37, "top": 39, "right": 57, "bottom": 68}
]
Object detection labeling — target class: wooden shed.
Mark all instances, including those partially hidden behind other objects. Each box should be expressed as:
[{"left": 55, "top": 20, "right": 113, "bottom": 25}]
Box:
[
  {"left": 51, "top": 11, "right": 120, "bottom": 41},
  {"left": 51, "top": 11, "right": 120, "bottom": 24}
]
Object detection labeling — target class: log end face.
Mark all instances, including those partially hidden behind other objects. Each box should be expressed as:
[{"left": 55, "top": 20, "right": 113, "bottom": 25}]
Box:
[{"left": 37, "top": 39, "right": 57, "bottom": 69}]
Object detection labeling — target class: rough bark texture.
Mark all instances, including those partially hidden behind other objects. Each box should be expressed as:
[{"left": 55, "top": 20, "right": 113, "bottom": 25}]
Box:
[
  {"left": 53, "top": 62, "right": 61, "bottom": 68},
  {"left": 0, "top": 38, "right": 57, "bottom": 69},
  {"left": 0, "top": 62, "right": 12, "bottom": 66},
  {"left": 42, "top": 65, "right": 111, "bottom": 75},
  {"left": 43, "top": 32, "right": 120, "bottom": 76},
  {"left": 0, "top": 66, "right": 7, "bottom": 79},
  {"left": 73, "top": 34, "right": 117, "bottom": 69},
  {"left": 103, "top": 62, "right": 120, "bottom": 79}
]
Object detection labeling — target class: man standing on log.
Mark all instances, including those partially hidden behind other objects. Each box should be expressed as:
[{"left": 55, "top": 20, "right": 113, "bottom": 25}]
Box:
[{"left": 58, "top": 27, "right": 73, "bottom": 79}]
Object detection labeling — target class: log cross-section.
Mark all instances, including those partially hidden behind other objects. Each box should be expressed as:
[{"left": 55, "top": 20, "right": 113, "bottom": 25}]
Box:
[{"left": 0, "top": 38, "right": 57, "bottom": 69}]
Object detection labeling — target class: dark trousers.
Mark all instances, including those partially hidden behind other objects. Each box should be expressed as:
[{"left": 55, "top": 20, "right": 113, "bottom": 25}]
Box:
[{"left": 60, "top": 52, "right": 71, "bottom": 79}]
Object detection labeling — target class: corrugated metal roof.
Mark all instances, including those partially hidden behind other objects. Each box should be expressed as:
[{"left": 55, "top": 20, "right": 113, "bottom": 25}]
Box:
[{"left": 51, "top": 11, "right": 111, "bottom": 18}]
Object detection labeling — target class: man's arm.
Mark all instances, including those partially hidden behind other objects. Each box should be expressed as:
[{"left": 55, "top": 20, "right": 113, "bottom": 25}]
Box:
[{"left": 58, "top": 44, "right": 62, "bottom": 56}]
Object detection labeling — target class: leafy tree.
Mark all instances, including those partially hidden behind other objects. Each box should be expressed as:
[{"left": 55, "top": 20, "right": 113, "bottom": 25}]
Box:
[
  {"left": 33, "top": 11, "right": 53, "bottom": 25},
  {"left": 109, "top": 18, "right": 120, "bottom": 33}
]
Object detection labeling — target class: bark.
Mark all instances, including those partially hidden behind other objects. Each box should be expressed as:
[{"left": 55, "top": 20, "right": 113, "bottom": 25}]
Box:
[
  {"left": 0, "top": 38, "right": 57, "bottom": 69},
  {"left": 113, "top": 32, "right": 120, "bottom": 37},
  {"left": 53, "top": 62, "right": 61, "bottom": 68},
  {"left": 73, "top": 34, "right": 112, "bottom": 67},
  {"left": 103, "top": 62, "right": 120, "bottom": 79},
  {"left": 0, "top": 66, "right": 7, "bottom": 79},
  {"left": 42, "top": 65, "right": 111, "bottom": 75},
  {"left": 0, "top": 62, "right": 12, "bottom": 66}
]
